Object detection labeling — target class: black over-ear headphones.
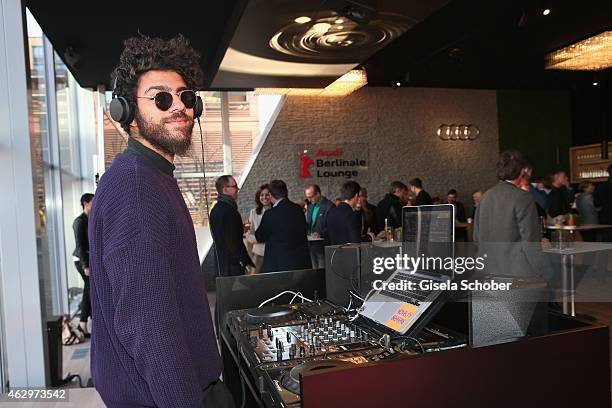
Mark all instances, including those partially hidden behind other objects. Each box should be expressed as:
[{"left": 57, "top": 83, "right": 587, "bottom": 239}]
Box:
[{"left": 109, "top": 75, "right": 204, "bottom": 126}]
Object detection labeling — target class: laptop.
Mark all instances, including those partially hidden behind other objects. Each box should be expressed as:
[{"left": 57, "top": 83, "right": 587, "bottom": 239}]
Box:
[{"left": 359, "top": 204, "right": 455, "bottom": 336}]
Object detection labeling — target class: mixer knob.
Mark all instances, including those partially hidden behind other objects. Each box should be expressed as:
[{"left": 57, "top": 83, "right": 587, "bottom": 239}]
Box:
[
  {"left": 287, "top": 332, "right": 291, "bottom": 342},
  {"left": 362, "top": 332, "right": 369, "bottom": 342},
  {"left": 309, "top": 344, "right": 315, "bottom": 355},
  {"left": 267, "top": 325, "right": 273, "bottom": 339},
  {"left": 350, "top": 330, "right": 356, "bottom": 338},
  {"left": 300, "top": 345, "right": 305, "bottom": 357},
  {"left": 258, "top": 325, "right": 263, "bottom": 338}
]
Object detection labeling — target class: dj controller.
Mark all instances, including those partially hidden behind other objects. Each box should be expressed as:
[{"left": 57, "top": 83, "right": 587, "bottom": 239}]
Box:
[{"left": 226, "top": 299, "right": 466, "bottom": 407}]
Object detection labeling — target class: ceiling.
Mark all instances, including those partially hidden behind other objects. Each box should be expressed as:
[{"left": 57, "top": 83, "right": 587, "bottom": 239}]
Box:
[{"left": 25, "top": 0, "right": 612, "bottom": 91}]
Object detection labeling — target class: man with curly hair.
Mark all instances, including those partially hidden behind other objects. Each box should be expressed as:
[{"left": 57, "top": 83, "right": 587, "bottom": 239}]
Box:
[{"left": 88, "top": 34, "right": 233, "bottom": 407}]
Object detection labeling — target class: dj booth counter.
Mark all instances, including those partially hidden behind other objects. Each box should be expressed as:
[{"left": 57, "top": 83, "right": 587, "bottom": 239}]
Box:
[{"left": 216, "top": 269, "right": 611, "bottom": 408}]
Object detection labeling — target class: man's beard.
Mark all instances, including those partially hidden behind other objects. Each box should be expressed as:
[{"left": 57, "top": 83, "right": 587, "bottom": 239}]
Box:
[{"left": 135, "top": 111, "right": 194, "bottom": 156}]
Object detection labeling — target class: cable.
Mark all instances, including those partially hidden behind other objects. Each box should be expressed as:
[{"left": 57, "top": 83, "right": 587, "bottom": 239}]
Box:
[
  {"left": 197, "top": 116, "right": 223, "bottom": 280},
  {"left": 394, "top": 336, "right": 425, "bottom": 354},
  {"left": 289, "top": 291, "right": 305, "bottom": 304},
  {"left": 258, "top": 291, "right": 313, "bottom": 308}
]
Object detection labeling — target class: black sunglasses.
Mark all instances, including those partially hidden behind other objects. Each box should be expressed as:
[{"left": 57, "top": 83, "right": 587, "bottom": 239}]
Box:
[{"left": 136, "top": 90, "right": 197, "bottom": 111}]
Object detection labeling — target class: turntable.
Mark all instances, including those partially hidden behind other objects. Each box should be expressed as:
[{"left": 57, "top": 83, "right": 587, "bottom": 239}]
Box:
[
  {"left": 280, "top": 359, "right": 355, "bottom": 395},
  {"left": 245, "top": 305, "right": 297, "bottom": 325}
]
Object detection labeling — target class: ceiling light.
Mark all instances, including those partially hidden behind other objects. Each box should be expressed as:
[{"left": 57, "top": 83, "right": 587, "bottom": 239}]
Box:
[
  {"left": 542, "top": 8, "right": 551, "bottom": 16},
  {"left": 312, "top": 23, "right": 332, "bottom": 33},
  {"left": 254, "top": 69, "right": 368, "bottom": 97},
  {"left": 335, "top": 19, "right": 344, "bottom": 24},
  {"left": 337, "top": 26, "right": 344, "bottom": 30},
  {"left": 294, "top": 16, "right": 312, "bottom": 24},
  {"left": 593, "top": 82, "right": 599, "bottom": 86},
  {"left": 395, "top": 81, "right": 401, "bottom": 87},
  {"left": 545, "top": 31, "right": 612, "bottom": 71}
]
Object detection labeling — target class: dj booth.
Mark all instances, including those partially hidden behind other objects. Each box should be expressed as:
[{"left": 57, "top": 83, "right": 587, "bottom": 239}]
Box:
[{"left": 217, "top": 205, "right": 611, "bottom": 407}]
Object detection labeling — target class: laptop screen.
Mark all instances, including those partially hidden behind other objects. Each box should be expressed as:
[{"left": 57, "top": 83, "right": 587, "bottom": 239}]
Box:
[{"left": 401, "top": 204, "right": 455, "bottom": 276}]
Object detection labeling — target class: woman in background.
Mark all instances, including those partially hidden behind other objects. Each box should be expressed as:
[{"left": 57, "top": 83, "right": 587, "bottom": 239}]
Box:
[
  {"left": 246, "top": 184, "right": 271, "bottom": 273},
  {"left": 576, "top": 181, "right": 599, "bottom": 241}
]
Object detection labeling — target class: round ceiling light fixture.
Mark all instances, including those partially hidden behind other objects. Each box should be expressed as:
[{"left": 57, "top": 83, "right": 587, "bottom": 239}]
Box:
[{"left": 294, "top": 16, "right": 312, "bottom": 24}]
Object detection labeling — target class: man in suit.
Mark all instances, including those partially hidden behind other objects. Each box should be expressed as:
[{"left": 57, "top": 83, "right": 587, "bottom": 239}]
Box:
[
  {"left": 447, "top": 189, "right": 468, "bottom": 241},
  {"left": 256, "top": 180, "right": 311, "bottom": 273},
  {"left": 409, "top": 178, "right": 433, "bottom": 205},
  {"left": 305, "top": 184, "right": 334, "bottom": 269},
  {"left": 474, "top": 150, "right": 543, "bottom": 278},
  {"left": 210, "top": 175, "right": 254, "bottom": 276},
  {"left": 376, "top": 181, "right": 409, "bottom": 232},
  {"left": 327, "top": 181, "right": 374, "bottom": 245}
]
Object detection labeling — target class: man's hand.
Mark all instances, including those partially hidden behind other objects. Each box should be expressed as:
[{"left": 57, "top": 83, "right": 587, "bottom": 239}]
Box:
[
  {"left": 84, "top": 267, "right": 90, "bottom": 276},
  {"left": 311, "top": 232, "right": 320, "bottom": 239}
]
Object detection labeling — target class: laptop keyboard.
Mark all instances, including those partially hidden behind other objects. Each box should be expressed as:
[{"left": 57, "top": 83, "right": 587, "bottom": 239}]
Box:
[{"left": 380, "top": 272, "right": 433, "bottom": 306}]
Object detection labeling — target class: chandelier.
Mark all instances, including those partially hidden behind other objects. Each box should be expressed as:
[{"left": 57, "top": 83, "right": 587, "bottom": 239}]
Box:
[{"left": 545, "top": 31, "right": 612, "bottom": 71}]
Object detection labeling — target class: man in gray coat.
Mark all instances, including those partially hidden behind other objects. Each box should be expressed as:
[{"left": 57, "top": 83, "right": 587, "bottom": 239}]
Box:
[{"left": 474, "top": 150, "right": 543, "bottom": 278}]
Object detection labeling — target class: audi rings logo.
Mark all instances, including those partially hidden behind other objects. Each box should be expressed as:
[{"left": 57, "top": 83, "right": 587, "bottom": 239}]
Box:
[{"left": 437, "top": 124, "right": 480, "bottom": 141}]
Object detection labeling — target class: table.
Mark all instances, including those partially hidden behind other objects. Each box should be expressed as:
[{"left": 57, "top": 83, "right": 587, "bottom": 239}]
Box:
[
  {"left": 546, "top": 224, "right": 612, "bottom": 231},
  {"left": 543, "top": 242, "right": 612, "bottom": 316}
]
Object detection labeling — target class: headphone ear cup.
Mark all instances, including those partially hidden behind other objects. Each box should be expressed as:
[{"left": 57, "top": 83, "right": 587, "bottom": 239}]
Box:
[
  {"left": 194, "top": 95, "right": 203, "bottom": 119},
  {"left": 109, "top": 97, "right": 134, "bottom": 126}
]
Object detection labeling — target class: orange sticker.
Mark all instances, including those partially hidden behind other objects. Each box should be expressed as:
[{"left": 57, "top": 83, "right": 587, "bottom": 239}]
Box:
[{"left": 386, "top": 303, "right": 418, "bottom": 331}]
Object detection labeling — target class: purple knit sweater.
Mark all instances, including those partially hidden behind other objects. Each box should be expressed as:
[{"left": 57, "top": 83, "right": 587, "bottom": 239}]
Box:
[{"left": 88, "top": 151, "right": 221, "bottom": 407}]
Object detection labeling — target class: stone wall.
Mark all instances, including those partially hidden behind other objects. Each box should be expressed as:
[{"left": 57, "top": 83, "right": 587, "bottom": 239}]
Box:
[{"left": 237, "top": 87, "right": 500, "bottom": 215}]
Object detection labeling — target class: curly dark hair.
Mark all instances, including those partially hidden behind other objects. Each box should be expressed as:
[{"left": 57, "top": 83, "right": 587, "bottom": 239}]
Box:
[{"left": 111, "top": 34, "right": 203, "bottom": 133}]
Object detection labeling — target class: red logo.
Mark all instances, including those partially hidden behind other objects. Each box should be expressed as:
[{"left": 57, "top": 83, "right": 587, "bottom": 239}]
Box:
[
  {"left": 299, "top": 152, "right": 314, "bottom": 178},
  {"left": 316, "top": 148, "right": 342, "bottom": 157}
]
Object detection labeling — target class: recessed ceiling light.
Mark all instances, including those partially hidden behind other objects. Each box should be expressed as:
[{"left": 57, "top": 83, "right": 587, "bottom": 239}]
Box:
[
  {"left": 542, "top": 8, "right": 551, "bottom": 16},
  {"left": 337, "top": 26, "right": 344, "bottom": 30},
  {"left": 395, "top": 82, "right": 401, "bottom": 87},
  {"left": 294, "top": 16, "right": 312, "bottom": 24},
  {"left": 312, "top": 23, "right": 332, "bottom": 33},
  {"left": 593, "top": 82, "right": 599, "bottom": 86},
  {"left": 335, "top": 19, "right": 344, "bottom": 24}
]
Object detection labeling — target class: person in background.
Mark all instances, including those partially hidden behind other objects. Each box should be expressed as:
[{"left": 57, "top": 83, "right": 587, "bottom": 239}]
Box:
[
  {"left": 447, "top": 189, "right": 468, "bottom": 241},
  {"left": 334, "top": 197, "right": 342, "bottom": 207},
  {"left": 357, "top": 187, "right": 378, "bottom": 235},
  {"left": 595, "top": 164, "right": 612, "bottom": 243},
  {"left": 376, "top": 181, "right": 409, "bottom": 231},
  {"left": 576, "top": 181, "right": 598, "bottom": 237},
  {"left": 432, "top": 196, "right": 442, "bottom": 205},
  {"left": 327, "top": 181, "right": 374, "bottom": 245},
  {"left": 546, "top": 170, "right": 572, "bottom": 222},
  {"left": 470, "top": 190, "right": 482, "bottom": 219},
  {"left": 409, "top": 178, "right": 433, "bottom": 205},
  {"left": 474, "top": 149, "right": 543, "bottom": 277},
  {"left": 304, "top": 184, "right": 334, "bottom": 269},
  {"left": 255, "top": 180, "right": 311, "bottom": 273},
  {"left": 531, "top": 176, "right": 551, "bottom": 212},
  {"left": 210, "top": 175, "right": 255, "bottom": 276},
  {"left": 73, "top": 193, "right": 94, "bottom": 339},
  {"left": 245, "top": 184, "right": 272, "bottom": 273}
]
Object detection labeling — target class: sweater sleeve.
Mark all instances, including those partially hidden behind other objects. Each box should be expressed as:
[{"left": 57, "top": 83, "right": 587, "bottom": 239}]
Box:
[{"left": 103, "top": 236, "right": 206, "bottom": 408}]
